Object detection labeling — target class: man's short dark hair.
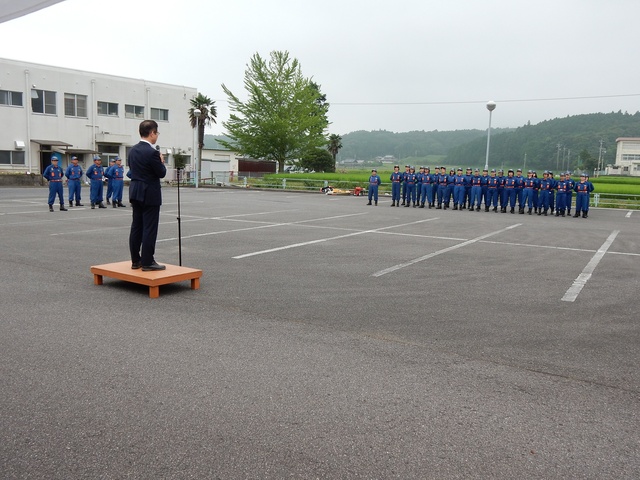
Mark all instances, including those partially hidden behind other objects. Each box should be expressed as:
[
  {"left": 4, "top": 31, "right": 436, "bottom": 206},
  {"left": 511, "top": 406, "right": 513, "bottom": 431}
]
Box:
[{"left": 139, "top": 120, "right": 159, "bottom": 138}]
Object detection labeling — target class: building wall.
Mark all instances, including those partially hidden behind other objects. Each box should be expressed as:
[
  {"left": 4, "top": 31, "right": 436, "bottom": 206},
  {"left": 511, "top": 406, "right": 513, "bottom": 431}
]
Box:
[
  {"left": 0, "top": 57, "right": 197, "bottom": 175},
  {"left": 605, "top": 138, "right": 640, "bottom": 176}
]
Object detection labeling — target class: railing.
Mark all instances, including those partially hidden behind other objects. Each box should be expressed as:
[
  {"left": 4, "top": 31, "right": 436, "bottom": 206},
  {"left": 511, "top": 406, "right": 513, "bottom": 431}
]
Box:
[{"left": 591, "top": 193, "right": 640, "bottom": 209}]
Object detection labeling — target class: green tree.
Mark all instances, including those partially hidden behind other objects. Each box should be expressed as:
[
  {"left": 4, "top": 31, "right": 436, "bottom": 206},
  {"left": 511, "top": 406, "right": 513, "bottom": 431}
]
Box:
[
  {"left": 188, "top": 93, "right": 217, "bottom": 184},
  {"left": 300, "top": 148, "right": 334, "bottom": 173},
  {"left": 327, "top": 133, "right": 342, "bottom": 164},
  {"left": 219, "top": 51, "right": 329, "bottom": 173}
]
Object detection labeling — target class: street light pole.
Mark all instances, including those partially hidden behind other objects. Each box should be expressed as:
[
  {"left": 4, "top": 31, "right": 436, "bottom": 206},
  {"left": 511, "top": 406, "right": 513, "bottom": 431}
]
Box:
[
  {"left": 193, "top": 108, "right": 201, "bottom": 189},
  {"left": 484, "top": 101, "right": 496, "bottom": 171}
]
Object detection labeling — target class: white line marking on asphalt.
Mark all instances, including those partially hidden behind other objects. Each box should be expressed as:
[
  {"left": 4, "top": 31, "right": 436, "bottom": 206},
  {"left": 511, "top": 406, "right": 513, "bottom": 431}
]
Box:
[
  {"left": 233, "top": 218, "right": 438, "bottom": 259},
  {"left": 160, "top": 212, "right": 368, "bottom": 243},
  {"left": 626, "top": 211, "right": 633, "bottom": 218},
  {"left": 372, "top": 224, "right": 522, "bottom": 277},
  {"left": 561, "top": 230, "right": 619, "bottom": 302}
]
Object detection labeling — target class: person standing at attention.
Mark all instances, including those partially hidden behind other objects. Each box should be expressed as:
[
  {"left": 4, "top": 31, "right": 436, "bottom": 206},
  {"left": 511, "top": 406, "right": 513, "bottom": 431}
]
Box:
[
  {"left": 65, "top": 155, "right": 84, "bottom": 207},
  {"left": 86, "top": 155, "right": 106, "bottom": 209},
  {"left": 367, "top": 168, "right": 381, "bottom": 206},
  {"left": 43, "top": 156, "right": 68, "bottom": 212},
  {"left": 128, "top": 120, "right": 167, "bottom": 271}
]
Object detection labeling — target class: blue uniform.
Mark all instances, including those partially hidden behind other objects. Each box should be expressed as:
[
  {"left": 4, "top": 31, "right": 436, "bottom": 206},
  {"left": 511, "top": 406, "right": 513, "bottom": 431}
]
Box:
[
  {"left": 65, "top": 163, "right": 83, "bottom": 205},
  {"left": 470, "top": 174, "right": 482, "bottom": 209},
  {"left": 401, "top": 168, "right": 410, "bottom": 204},
  {"left": 404, "top": 172, "right": 418, "bottom": 206},
  {"left": 538, "top": 177, "right": 553, "bottom": 214},
  {"left": 480, "top": 174, "right": 489, "bottom": 208},
  {"left": 367, "top": 174, "right": 381, "bottom": 204},
  {"left": 522, "top": 177, "right": 537, "bottom": 211},
  {"left": 420, "top": 172, "right": 435, "bottom": 207},
  {"left": 107, "top": 164, "right": 126, "bottom": 205},
  {"left": 389, "top": 171, "right": 403, "bottom": 205},
  {"left": 503, "top": 176, "right": 517, "bottom": 211},
  {"left": 463, "top": 172, "right": 473, "bottom": 208},
  {"left": 453, "top": 174, "right": 466, "bottom": 208},
  {"left": 514, "top": 174, "right": 525, "bottom": 210},
  {"left": 496, "top": 174, "right": 505, "bottom": 208},
  {"left": 105, "top": 161, "right": 116, "bottom": 202},
  {"left": 43, "top": 163, "right": 65, "bottom": 207},
  {"left": 574, "top": 179, "right": 594, "bottom": 217},
  {"left": 86, "top": 163, "right": 105, "bottom": 206},
  {"left": 555, "top": 179, "right": 568, "bottom": 215},
  {"left": 565, "top": 177, "right": 575, "bottom": 214},
  {"left": 548, "top": 176, "right": 557, "bottom": 212},
  {"left": 486, "top": 175, "right": 499, "bottom": 210}
]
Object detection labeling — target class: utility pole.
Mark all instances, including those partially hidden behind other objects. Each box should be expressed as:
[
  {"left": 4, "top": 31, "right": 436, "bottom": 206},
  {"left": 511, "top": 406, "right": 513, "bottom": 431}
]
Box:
[
  {"left": 556, "top": 144, "right": 561, "bottom": 171},
  {"left": 597, "top": 139, "right": 605, "bottom": 177},
  {"left": 523, "top": 153, "right": 527, "bottom": 172}
]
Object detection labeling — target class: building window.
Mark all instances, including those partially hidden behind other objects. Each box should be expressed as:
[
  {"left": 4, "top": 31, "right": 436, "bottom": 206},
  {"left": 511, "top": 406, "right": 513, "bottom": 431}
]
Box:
[
  {"left": 125, "top": 104, "right": 144, "bottom": 119},
  {"left": 31, "top": 89, "right": 56, "bottom": 114},
  {"left": 0, "top": 90, "right": 23, "bottom": 106},
  {"left": 0, "top": 150, "right": 26, "bottom": 165},
  {"left": 97, "top": 101, "right": 118, "bottom": 116},
  {"left": 622, "top": 154, "right": 640, "bottom": 162},
  {"left": 64, "top": 93, "right": 88, "bottom": 117},
  {"left": 151, "top": 108, "right": 169, "bottom": 122}
]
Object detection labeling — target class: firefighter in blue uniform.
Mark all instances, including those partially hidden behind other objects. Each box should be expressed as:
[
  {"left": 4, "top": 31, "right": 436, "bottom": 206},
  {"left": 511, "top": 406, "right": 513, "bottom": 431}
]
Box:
[
  {"left": 521, "top": 170, "right": 536, "bottom": 214},
  {"left": 503, "top": 169, "right": 517, "bottom": 213},
  {"left": 554, "top": 171, "right": 567, "bottom": 216},
  {"left": 42, "top": 157, "right": 68, "bottom": 212},
  {"left": 463, "top": 167, "right": 473, "bottom": 210},
  {"left": 444, "top": 168, "right": 455, "bottom": 208},
  {"left": 532, "top": 171, "right": 540, "bottom": 213},
  {"left": 401, "top": 165, "right": 410, "bottom": 205},
  {"left": 108, "top": 156, "right": 126, "bottom": 208},
  {"left": 64, "top": 155, "right": 84, "bottom": 207},
  {"left": 452, "top": 168, "right": 465, "bottom": 210},
  {"left": 574, "top": 173, "right": 594, "bottom": 218},
  {"left": 486, "top": 169, "right": 500, "bottom": 212},
  {"left": 417, "top": 166, "right": 429, "bottom": 208},
  {"left": 480, "top": 168, "right": 490, "bottom": 211},
  {"left": 496, "top": 169, "right": 506, "bottom": 211},
  {"left": 416, "top": 166, "right": 424, "bottom": 206},
  {"left": 565, "top": 172, "right": 575, "bottom": 216},
  {"left": 404, "top": 166, "right": 418, "bottom": 207},
  {"left": 423, "top": 167, "right": 436, "bottom": 208},
  {"left": 435, "top": 166, "right": 448, "bottom": 209},
  {"left": 514, "top": 168, "right": 525, "bottom": 213},
  {"left": 389, "top": 165, "right": 402, "bottom": 207},
  {"left": 86, "top": 155, "right": 107, "bottom": 209},
  {"left": 105, "top": 158, "right": 116, "bottom": 205},
  {"left": 367, "top": 168, "right": 381, "bottom": 206},
  {"left": 537, "top": 171, "right": 552, "bottom": 215},
  {"left": 548, "top": 170, "right": 556, "bottom": 214},
  {"left": 470, "top": 168, "right": 482, "bottom": 211}
]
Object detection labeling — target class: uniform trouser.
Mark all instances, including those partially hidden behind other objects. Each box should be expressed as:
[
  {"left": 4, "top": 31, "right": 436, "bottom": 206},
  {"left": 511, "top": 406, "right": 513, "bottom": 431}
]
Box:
[
  {"left": 470, "top": 186, "right": 482, "bottom": 207},
  {"left": 516, "top": 189, "right": 524, "bottom": 207},
  {"left": 522, "top": 189, "right": 534, "bottom": 208},
  {"left": 420, "top": 184, "right": 432, "bottom": 204},
  {"left": 106, "top": 179, "right": 114, "bottom": 200},
  {"left": 533, "top": 191, "right": 539, "bottom": 209},
  {"left": 481, "top": 187, "right": 489, "bottom": 206},
  {"left": 48, "top": 182, "right": 64, "bottom": 205},
  {"left": 444, "top": 186, "right": 453, "bottom": 205},
  {"left": 486, "top": 188, "right": 498, "bottom": 207},
  {"left": 368, "top": 185, "right": 379, "bottom": 202},
  {"left": 498, "top": 188, "right": 505, "bottom": 207},
  {"left": 405, "top": 184, "right": 416, "bottom": 203},
  {"left": 437, "top": 185, "right": 446, "bottom": 205},
  {"left": 453, "top": 186, "right": 465, "bottom": 206},
  {"left": 550, "top": 192, "right": 555, "bottom": 210},
  {"left": 391, "top": 182, "right": 401, "bottom": 202},
  {"left": 90, "top": 180, "right": 103, "bottom": 203},
  {"left": 566, "top": 192, "right": 573, "bottom": 212},
  {"left": 430, "top": 185, "right": 438, "bottom": 205},
  {"left": 464, "top": 187, "right": 472, "bottom": 206},
  {"left": 575, "top": 193, "right": 590, "bottom": 212},
  {"left": 129, "top": 201, "right": 161, "bottom": 266},
  {"left": 401, "top": 183, "right": 407, "bottom": 202},
  {"left": 112, "top": 181, "right": 124, "bottom": 203},
  {"left": 68, "top": 180, "right": 81, "bottom": 202},
  {"left": 556, "top": 191, "right": 566, "bottom": 211},
  {"left": 538, "top": 191, "right": 550, "bottom": 211},
  {"left": 504, "top": 189, "right": 516, "bottom": 208}
]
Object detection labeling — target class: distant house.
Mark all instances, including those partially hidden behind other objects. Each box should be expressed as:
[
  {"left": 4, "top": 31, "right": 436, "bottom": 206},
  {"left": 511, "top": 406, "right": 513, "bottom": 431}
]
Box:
[
  {"left": 201, "top": 135, "right": 276, "bottom": 182},
  {"left": 604, "top": 138, "right": 640, "bottom": 176}
]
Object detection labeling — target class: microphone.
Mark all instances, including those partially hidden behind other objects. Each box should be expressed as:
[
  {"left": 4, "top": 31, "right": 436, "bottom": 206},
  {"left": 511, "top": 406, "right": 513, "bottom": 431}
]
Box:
[{"left": 155, "top": 145, "right": 160, "bottom": 151}]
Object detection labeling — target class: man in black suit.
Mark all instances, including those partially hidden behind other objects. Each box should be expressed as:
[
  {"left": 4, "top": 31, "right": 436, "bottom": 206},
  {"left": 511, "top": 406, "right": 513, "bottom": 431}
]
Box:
[{"left": 128, "top": 120, "right": 167, "bottom": 271}]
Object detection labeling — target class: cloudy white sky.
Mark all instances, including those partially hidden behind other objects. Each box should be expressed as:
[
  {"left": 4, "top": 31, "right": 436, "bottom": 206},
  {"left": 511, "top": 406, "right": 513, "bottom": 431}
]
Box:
[{"left": 1, "top": 0, "right": 639, "bottom": 135}]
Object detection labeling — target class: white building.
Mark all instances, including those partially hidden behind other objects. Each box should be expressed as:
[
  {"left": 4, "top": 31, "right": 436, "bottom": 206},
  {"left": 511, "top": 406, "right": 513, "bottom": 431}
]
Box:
[
  {"left": 0, "top": 57, "right": 197, "bottom": 178},
  {"left": 604, "top": 137, "right": 640, "bottom": 176}
]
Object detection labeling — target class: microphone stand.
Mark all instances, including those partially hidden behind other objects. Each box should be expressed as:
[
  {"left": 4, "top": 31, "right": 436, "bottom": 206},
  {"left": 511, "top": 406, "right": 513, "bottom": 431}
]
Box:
[{"left": 176, "top": 167, "right": 183, "bottom": 266}]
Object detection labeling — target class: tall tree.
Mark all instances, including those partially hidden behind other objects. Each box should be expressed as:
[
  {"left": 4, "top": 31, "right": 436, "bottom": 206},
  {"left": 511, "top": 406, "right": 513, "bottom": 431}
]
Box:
[
  {"left": 219, "top": 51, "right": 329, "bottom": 173},
  {"left": 188, "top": 93, "right": 217, "bottom": 183},
  {"left": 327, "top": 133, "right": 343, "bottom": 165}
]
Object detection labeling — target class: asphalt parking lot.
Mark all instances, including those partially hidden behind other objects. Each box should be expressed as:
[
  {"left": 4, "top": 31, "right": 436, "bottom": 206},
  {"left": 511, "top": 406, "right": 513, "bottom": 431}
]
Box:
[{"left": 1, "top": 185, "right": 639, "bottom": 479}]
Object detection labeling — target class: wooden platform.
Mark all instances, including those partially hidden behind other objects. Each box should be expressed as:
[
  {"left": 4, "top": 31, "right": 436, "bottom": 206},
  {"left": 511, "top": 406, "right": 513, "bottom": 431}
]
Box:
[{"left": 91, "top": 261, "right": 202, "bottom": 298}]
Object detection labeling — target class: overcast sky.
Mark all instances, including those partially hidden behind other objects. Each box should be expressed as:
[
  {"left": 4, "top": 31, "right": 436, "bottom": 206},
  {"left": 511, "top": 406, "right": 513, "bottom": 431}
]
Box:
[{"left": 1, "top": 0, "right": 639, "bottom": 136}]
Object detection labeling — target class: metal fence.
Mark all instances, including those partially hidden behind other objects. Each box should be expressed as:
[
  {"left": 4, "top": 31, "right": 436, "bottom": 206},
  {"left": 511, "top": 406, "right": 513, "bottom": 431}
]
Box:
[{"left": 591, "top": 193, "right": 640, "bottom": 209}]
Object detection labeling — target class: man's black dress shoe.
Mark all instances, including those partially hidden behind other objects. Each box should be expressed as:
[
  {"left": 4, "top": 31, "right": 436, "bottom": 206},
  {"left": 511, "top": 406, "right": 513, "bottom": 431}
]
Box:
[
  {"left": 142, "top": 262, "right": 166, "bottom": 271},
  {"left": 131, "top": 261, "right": 142, "bottom": 270}
]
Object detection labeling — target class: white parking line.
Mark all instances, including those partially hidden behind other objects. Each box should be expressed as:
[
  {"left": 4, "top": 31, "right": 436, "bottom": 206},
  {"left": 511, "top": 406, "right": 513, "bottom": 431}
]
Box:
[
  {"left": 233, "top": 218, "right": 438, "bottom": 259},
  {"left": 626, "top": 211, "right": 633, "bottom": 218},
  {"left": 372, "top": 224, "right": 522, "bottom": 277},
  {"left": 561, "top": 230, "right": 619, "bottom": 302}
]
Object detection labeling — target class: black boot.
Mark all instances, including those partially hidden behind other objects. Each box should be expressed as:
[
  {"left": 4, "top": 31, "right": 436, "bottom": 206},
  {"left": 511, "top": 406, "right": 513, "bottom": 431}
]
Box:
[
  {"left": 485, "top": 206, "right": 490, "bottom": 212},
  {"left": 76, "top": 202, "right": 84, "bottom": 206},
  {"left": 396, "top": 202, "right": 399, "bottom": 207},
  {"left": 367, "top": 201, "right": 372, "bottom": 205},
  {"left": 555, "top": 211, "right": 560, "bottom": 217},
  {"left": 561, "top": 210, "right": 565, "bottom": 217},
  {"left": 582, "top": 211, "right": 588, "bottom": 218},
  {"left": 48, "top": 204, "right": 54, "bottom": 212},
  {"left": 59, "top": 204, "right": 68, "bottom": 211},
  {"left": 405, "top": 203, "right": 411, "bottom": 207},
  {"left": 112, "top": 202, "right": 118, "bottom": 208},
  {"left": 391, "top": 201, "right": 395, "bottom": 207},
  {"left": 501, "top": 207, "right": 506, "bottom": 213},
  {"left": 91, "top": 203, "right": 95, "bottom": 209},
  {"left": 528, "top": 208, "right": 532, "bottom": 215},
  {"left": 436, "top": 204, "right": 442, "bottom": 209},
  {"left": 573, "top": 212, "right": 580, "bottom": 218},
  {"left": 543, "top": 209, "right": 548, "bottom": 216},
  {"left": 106, "top": 199, "right": 111, "bottom": 205},
  {"left": 419, "top": 203, "right": 425, "bottom": 208},
  {"left": 537, "top": 210, "right": 542, "bottom": 216},
  {"left": 453, "top": 205, "right": 458, "bottom": 210},
  {"left": 98, "top": 202, "right": 106, "bottom": 208},
  {"left": 69, "top": 201, "right": 73, "bottom": 207},
  {"left": 510, "top": 207, "right": 515, "bottom": 214},
  {"left": 375, "top": 201, "right": 378, "bottom": 206},
  {"left": 493, "top": 207, "right": 498, "bottom": 212}
]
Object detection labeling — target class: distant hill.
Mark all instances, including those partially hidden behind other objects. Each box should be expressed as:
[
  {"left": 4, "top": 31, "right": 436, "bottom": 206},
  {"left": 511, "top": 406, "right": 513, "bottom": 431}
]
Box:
[
  {"left": 444, "top": 111, "right": 640, "bottom": 171},
  {"left": 337, "top": 128, "right": 513, "bottom": 161}
]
